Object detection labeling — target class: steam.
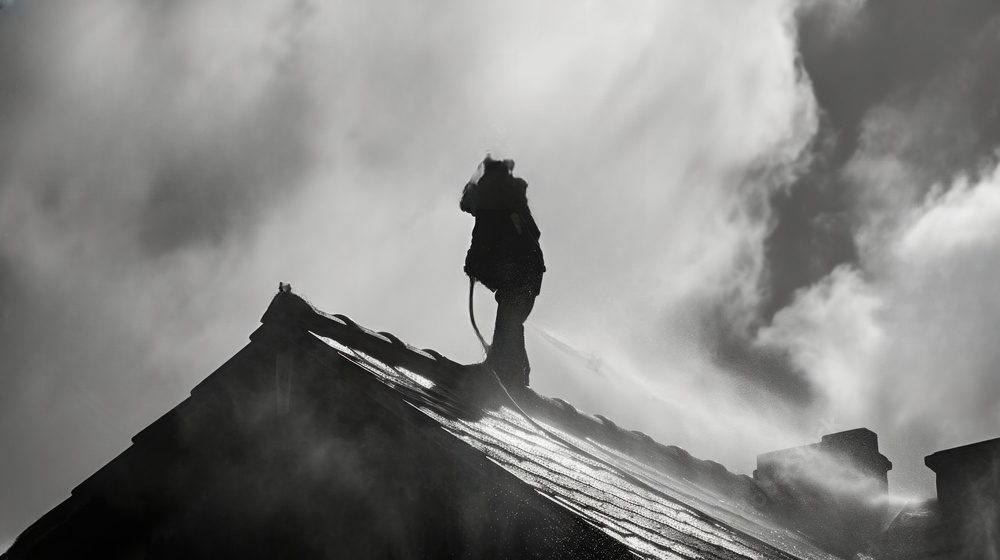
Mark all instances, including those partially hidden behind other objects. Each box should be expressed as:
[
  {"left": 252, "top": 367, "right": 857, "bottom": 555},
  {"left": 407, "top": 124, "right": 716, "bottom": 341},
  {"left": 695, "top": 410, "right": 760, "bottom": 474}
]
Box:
[
  {"left": 754, "top": 443, "right": 915, "bottom": 556},
  {"left": 759, "top": 444, "right": 908, "bottom": 510}
]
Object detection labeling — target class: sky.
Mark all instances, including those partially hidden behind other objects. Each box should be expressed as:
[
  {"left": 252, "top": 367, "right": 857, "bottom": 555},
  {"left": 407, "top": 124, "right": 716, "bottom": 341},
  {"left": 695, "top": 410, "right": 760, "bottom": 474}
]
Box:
[{"left": 3, "top": 0, "right": 1000, "bottom": 547}]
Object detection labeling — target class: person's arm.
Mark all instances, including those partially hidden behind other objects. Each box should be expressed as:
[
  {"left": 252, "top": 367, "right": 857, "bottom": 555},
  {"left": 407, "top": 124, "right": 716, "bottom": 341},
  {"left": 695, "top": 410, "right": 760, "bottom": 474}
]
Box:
[
  {"left": 460, "top": 160, "right": 487, "bottom": 215},
  {"left": 460, "top": 181, "right": 478, "bottom": 214}
]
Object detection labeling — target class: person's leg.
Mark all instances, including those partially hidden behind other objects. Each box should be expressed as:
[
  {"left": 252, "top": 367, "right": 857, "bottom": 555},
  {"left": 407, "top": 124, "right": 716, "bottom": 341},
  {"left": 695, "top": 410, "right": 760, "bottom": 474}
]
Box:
[
  {"left": 487, "top": 288, "right": 536, "bottom": 386},
  {"left": 485, "top": 289, "right": 511, "bottom": 378},
  {"left": 509, "top": 293, "right": 534, "bottom": 386}
]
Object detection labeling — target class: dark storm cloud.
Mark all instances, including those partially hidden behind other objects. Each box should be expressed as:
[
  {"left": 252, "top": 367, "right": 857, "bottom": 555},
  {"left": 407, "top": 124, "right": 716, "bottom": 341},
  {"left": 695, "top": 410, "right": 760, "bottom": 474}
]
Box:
[
  {"left": 768, "top": 0, "right": 1000, "bottom": 312},
  {"left": 761, "top": 127, "right": 857, "bottom": 320},
  {"left": 707, "top": 0, "right": 1000, "bottom": 402},
  {"left": 797, "top": 0, "right": 1000, "bottom": 146}
]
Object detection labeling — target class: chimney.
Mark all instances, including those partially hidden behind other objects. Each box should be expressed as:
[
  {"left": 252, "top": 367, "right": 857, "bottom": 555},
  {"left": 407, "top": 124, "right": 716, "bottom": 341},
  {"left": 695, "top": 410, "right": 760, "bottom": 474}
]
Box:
[
  {"left": 925, "top": 437, "right": 1000, "bottom": 558},
  {"left": 753, "top": 428, "right": 893, "bottom": 557},
  {"left": 819, "top": 428, "right": 893, "bottom": 492},
  {"left": 755, "top": 428, "right": 893, "bottom": 494}
]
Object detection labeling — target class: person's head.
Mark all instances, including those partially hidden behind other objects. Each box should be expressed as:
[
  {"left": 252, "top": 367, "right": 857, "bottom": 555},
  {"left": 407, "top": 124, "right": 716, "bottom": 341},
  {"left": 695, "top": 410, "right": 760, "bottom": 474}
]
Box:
[{"left": 482, "top": 154, "right": 515, "bottom": 175}]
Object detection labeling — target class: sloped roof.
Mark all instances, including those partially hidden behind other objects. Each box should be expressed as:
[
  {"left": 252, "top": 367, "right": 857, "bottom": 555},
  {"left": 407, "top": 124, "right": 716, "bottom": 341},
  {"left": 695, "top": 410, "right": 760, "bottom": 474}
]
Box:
[
  {"left": 266, "top": 291, "right": 840, "bottom": 560},
  {"left": 3, "top": 290, "right": 842, "bottom": 560}
]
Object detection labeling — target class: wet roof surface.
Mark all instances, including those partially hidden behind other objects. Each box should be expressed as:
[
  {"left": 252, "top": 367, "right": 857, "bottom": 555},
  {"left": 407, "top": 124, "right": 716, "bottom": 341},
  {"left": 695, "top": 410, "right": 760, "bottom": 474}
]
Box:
[{"left": 307, "top": 304, "right": 842, "bottom": 560}]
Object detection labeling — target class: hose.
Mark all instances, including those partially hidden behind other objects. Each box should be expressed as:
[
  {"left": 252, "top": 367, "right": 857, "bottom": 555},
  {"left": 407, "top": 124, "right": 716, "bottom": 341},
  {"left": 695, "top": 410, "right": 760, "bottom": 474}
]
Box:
[{"left": 468, "top": 277, "right": 490, "bottom": 353}]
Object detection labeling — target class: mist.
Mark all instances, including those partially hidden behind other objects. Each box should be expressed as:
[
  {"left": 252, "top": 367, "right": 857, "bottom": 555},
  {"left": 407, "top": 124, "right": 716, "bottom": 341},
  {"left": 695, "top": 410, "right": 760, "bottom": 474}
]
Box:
[{"left": 3, "top": 0, "right": 1000, "bottom": 547}]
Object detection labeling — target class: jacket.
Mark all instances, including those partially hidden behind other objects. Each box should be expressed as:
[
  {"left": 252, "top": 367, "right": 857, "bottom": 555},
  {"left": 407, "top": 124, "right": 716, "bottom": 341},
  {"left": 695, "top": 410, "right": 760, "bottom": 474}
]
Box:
[{"left": 460, "top": 163, "right": 545, "bottom": 294}]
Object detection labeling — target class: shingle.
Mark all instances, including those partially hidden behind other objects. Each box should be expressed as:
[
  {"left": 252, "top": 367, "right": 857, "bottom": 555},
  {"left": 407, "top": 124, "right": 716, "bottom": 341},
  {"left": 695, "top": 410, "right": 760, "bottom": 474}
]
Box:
[{"left": 306, "top": 310, "right": 841, "bottom": 560}]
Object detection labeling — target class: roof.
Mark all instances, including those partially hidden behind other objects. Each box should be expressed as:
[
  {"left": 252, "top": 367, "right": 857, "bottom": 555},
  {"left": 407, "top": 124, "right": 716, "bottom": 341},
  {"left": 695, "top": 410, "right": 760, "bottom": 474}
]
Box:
[
  {"left": 867, "top": 500, "right": 952, "bottom": 560},
  {"left": 261, "top": 290, "right": 840, "bottom": 560},
  {"left": 4, "top": 289, "right": 842, "bottom": 560},
  {"left": 925, "top": 436, "right": 1000, "bottom": 472}
]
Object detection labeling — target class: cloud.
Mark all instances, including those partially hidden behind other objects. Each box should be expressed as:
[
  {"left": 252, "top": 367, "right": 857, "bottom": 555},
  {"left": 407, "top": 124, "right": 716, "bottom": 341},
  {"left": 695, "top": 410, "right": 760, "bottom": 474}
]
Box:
[
  {"left": 758, "top": 266, "right": 882, "bottom": 421},
  {"left": 759, "top": 0, "right": 1000, "bottom": 318}
]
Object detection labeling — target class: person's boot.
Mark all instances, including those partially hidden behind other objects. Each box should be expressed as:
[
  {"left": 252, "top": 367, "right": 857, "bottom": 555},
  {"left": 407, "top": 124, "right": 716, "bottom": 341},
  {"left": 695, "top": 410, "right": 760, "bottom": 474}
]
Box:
[{"left": 437, "top": 362, "right": 500, "bottom": 416}]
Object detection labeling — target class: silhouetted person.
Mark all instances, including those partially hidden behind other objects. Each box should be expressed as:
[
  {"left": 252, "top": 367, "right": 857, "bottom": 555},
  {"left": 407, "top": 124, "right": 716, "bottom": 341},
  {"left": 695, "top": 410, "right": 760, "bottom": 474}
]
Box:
[{"left": 461, "top": 156, "right": 545, "bottom": 386}]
